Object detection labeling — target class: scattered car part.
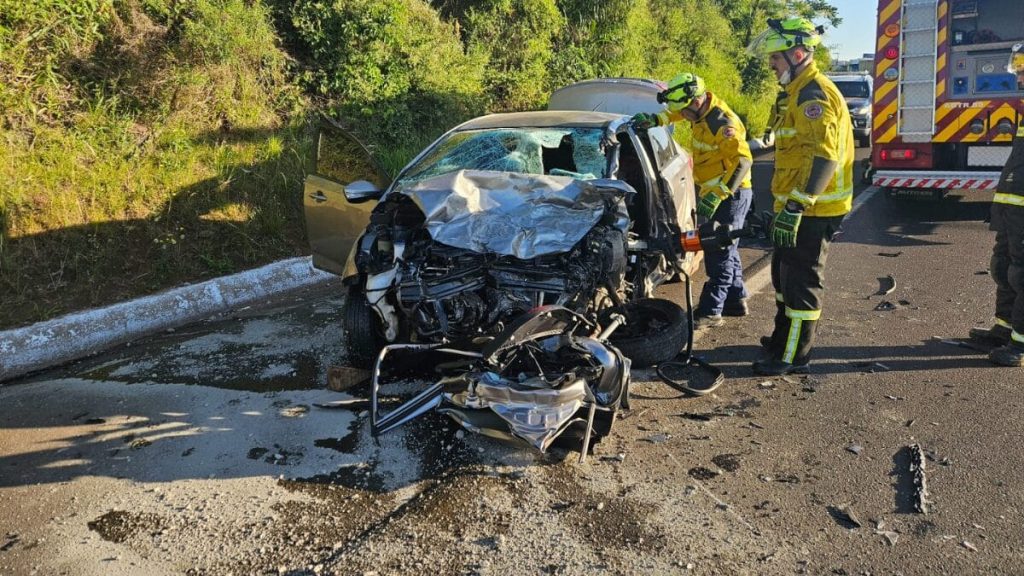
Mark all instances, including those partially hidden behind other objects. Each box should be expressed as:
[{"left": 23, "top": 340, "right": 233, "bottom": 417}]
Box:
[
  {"left": 327, "top": 365, "right": 371, "bottom": 391},
  {"left": 938, "top": 338, "right": 993, "bottom": 353},
  {"left": 876, "top": 274, "right": 897, "bottom": 296},
  {"left": 831, "top": 504, "right": 863, "bottom": 528},
  {"left": 369, "top": 306, "right": 630, "bottom": 458}
]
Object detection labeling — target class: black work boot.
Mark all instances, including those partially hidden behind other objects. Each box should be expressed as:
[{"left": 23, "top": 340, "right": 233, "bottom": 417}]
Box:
[
  {"left": 722, "top": 298, "right": 749, "bottom": 317},
  {"left": 969, "top": 324, "right": 1012, "bottom": 345},
  {"left": 752, "top": 357, "right": 810, "bottom": 376},
  {"left": 988, "top": 343, "right": 1024, "bottom": 367}
]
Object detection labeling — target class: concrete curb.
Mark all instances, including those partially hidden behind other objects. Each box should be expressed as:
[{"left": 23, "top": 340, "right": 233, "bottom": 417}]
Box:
[{"left": 0, "top": 257, "right": 333, "bottom": 382}]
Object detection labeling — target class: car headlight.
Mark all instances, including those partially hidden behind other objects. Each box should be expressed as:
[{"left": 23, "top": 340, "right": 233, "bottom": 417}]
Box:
[{"left": 852, "top": 105, "right": 871, "bottom": 117}]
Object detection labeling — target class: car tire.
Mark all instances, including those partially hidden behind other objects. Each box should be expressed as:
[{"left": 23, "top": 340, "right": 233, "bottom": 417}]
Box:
[
  {"left": 343, "top": 292, "right": 384, "bottom": 368},
  {"left": 602, "top": 298, "right": 688, "bottom": 368}
]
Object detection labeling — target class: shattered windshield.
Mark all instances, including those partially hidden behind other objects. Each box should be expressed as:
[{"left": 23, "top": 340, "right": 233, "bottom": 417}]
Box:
[{"left": 398, "top": 127, "right": 608, "bottom": 185}]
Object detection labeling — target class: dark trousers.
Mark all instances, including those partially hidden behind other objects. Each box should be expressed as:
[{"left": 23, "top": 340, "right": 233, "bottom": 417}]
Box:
[
  {"left": 991, "top": 203, "right": 1024, "bottom": 339},
  {"left": 697, "top": 187, "right": 753, "bottom": 315},
  {"left": 767, "top": 215, "right": 844, "bottom": 364}
]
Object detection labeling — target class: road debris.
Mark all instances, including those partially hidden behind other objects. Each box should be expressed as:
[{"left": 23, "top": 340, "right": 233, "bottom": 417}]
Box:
[
  {"left": 962, "top": 540, "right": 978, "bottom": 552},
  {"left": 854, "top": 362, "right": 892, "bottom": 373},
  {"left": 829, "top": 504, "right": 862, "bottom": 528},
  {"left": 909, "top": 443, "right": 933, "bottom": 514},
  {"left": 937, "top": 338, "right": 992, "bottom": 353},
  {"left": 875, "top": 529, "right": 899, "bottom": 546},
  {"left": 878, "top": 251, "right": 903, "bottom": 258},
  {"left": 326, "top": 365, "right": 370, "bottom": 391},
  {"left": 688, "top": 467, "right": 720, "bottom": 481},
  {"left": 643, "top": 433, "right": 671, "bottom": 444},
  {"left": 874, "top": 300, "right": 897, "bottom": 311},
  {"left": 876, "top": 274, "right": 897, "bottom": 296},
  {"left": 846, "top": 444, "right": 863, "bottom": 456},
  {"left": 279, "top": 405, "right": 310, "bottom": 418},
  {"left": 711, "top": 454, "right": 741, "bottom": 472},
  {"left": 678, "top": 412, "right": 723, "bottom": 422},
  {"left": 313, "top": 398, "right": 373, "bottom": 410}
]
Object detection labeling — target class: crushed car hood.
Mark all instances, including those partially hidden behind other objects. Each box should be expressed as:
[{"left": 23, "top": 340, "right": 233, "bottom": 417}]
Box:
[{"left": 397, "top": 170, "right": 631, "bottom": 259}]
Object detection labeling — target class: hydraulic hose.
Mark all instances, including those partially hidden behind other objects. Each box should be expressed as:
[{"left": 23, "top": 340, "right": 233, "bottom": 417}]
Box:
[{"left": 655, "top": 263, "right": 725, "bottom": 396}]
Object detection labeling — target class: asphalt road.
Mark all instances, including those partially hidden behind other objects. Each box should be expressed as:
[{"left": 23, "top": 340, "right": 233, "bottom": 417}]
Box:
[{"left": 3, "top": 146, "right": 1021, "bottom": 575}]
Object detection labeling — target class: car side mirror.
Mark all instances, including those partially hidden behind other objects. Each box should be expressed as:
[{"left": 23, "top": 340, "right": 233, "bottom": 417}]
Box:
[{"left": 344, "top": 180, "right": 383, "bottom": 203}]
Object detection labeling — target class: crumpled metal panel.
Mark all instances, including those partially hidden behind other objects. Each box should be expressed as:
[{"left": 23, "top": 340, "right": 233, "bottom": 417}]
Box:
[
  {"left": 447, "top": 372, "right": 588, "bottom": 452},
  {"left": 398, "top": 170, "right": 631, "bottom": 259}
]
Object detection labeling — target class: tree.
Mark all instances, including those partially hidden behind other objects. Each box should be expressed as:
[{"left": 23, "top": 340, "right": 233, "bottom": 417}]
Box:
[{"left": 715, "top": 0, "right": 841, "bottom": 46}]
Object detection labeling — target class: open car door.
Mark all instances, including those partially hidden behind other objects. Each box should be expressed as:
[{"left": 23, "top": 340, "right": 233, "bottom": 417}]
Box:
[{"left": 303, "top": 120, "right": 392, "bottom": 277}]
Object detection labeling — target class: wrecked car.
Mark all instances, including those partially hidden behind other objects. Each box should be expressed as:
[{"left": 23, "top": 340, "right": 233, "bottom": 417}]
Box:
[
  {"left": 304, "top": 80, "right": 700, "bottom": 369},
  {"left": 370, "top": 305, "right": 631, "bottom": 455}
]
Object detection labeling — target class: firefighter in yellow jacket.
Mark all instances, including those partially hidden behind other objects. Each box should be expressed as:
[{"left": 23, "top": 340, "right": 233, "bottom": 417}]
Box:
[
  {"left": 747, "top": 17, "right": 854, "bottom": 375},
  {"left": 632, "top": 73, "right": 755, "bottom": 328}
]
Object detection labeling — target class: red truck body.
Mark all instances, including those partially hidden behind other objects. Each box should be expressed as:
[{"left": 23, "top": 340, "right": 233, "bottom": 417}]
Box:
[{"left": 871, "top": 0, "right": 1023, "bottom": 193}]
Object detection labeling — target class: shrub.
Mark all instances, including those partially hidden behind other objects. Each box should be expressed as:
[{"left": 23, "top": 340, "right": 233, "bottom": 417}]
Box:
[
  {"left": 286, "top": 0, "right": 486, "bottom": 162},
  {"left": 462, "top": 0, "right": 564, "bottom": 111}
]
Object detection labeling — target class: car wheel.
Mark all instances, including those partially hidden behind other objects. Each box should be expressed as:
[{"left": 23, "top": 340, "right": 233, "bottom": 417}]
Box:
[
  {"left": 343, "top": 292, "right": 384, "bottom": 368},
  {"left": 601, "top": 298, "right": 687, "bottom": 368}
]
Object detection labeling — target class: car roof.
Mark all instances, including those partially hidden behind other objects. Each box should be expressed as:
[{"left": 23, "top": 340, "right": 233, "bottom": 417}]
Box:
[{"left": 454, "top": 111, "right": 623, "bottom": 131}]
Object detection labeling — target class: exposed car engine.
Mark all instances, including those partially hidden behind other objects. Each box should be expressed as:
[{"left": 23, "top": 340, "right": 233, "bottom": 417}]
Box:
[
  {"left": 395, "top": 225, "right": 626, "bottom": 340},
  {"left": 352, "top": 174, "right": 635, "bottom": 344}
]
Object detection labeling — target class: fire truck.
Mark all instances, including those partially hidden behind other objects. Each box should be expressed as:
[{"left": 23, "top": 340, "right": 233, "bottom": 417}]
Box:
[{"left": 871, "top": 0, "right": 1024, "bottom": 195}]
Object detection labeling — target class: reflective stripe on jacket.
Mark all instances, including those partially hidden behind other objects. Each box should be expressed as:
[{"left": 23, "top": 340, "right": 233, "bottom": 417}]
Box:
[
  {"left": 771, "top": 61, "right": 854, "bottom": 217},
  {"left": 658, "top": 92, "right": 753, "bottom": 191},
  {"left": 994, "top": 121, "right": 1024, "bottom": 206}
]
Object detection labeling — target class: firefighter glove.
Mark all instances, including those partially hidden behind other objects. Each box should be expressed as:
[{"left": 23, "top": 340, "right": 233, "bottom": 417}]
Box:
[
  {"left": 631, "top": 112, "right": 659, "bottom": 130},
  {"left": 771, "top": 207, "right": 802, "bottom": 248},
  {"left": 697, "top": 182, "right": 731, "bottom": 219}
]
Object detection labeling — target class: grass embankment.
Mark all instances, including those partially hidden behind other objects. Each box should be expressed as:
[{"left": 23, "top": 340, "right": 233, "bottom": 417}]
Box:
[
  {"left": 1, "top": 0, "right": 836, "bottom": 329},
  {"left": 1, "top": 0, "right": 309, "bottom": 327}
]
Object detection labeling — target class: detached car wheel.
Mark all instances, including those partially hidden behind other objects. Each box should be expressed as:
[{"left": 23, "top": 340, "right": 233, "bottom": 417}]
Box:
[
  {"left": 602, "top": 298, "right": 687, "bottom": 368},
  {"left": 343, "top": 292, "right": 384, "bottom": 368}
]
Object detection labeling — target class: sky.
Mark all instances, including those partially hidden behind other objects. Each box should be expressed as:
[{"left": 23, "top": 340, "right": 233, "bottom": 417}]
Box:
[{"left": 826, "top": 0, "right": 880, "bottom": 61}]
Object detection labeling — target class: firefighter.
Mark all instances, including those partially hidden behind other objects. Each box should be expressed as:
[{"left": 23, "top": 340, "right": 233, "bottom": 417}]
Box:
[
  {"left": 631, "top": 73, "right": 755, "bottom": 329},
  {"left": 746, "top": 17, "right": 854, "bottom": 375},
  {"left": 969, "top": 44, "right": 1024, "bottom": 367}
]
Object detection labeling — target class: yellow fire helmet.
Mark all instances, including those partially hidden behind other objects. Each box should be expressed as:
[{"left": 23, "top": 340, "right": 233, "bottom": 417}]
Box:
[
  {"left": 657, "top": 72, "right": 705, "bottom": 112},
  {"left": 1009, "top": 43, "right": 1024, "bottom": 74},
  {"left": 747, "top": 16, "right": 824, "bottom": 56}
]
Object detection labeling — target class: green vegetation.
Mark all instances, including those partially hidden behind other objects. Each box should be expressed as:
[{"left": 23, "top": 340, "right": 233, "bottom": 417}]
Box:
[{"left": 0, "top": 0, "right": 838, "bottom": 328}]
